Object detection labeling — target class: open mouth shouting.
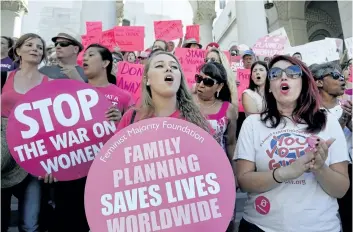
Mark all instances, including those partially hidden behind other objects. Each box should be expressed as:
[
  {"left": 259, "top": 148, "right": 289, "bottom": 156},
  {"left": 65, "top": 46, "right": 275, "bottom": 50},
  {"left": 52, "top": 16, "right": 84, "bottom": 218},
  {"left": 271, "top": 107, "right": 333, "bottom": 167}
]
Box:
[
  {"left": 280, "top": 82, "right": 290, "bottom": 94},
  {"left": 164, "top": 74, "right": 174, "bottom": 85}
]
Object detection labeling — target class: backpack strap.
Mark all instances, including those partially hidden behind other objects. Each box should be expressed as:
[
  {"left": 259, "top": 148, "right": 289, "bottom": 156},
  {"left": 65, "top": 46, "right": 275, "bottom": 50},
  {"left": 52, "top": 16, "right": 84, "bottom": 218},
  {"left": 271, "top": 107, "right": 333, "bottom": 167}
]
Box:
[{"left": 130, "top": 110, "right": 137, "bottom": 125}]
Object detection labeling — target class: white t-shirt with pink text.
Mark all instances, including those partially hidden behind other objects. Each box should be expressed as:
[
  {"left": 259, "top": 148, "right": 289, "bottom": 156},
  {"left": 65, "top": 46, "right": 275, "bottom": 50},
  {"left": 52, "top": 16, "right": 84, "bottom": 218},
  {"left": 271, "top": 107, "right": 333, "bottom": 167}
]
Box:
[{"left": 235, "top": 113, "right": 349, "bottom": 232}]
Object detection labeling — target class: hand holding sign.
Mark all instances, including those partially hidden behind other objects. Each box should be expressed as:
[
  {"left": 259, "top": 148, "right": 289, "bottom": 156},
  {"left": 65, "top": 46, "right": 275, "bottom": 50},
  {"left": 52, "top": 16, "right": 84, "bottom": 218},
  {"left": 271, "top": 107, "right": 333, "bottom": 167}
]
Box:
[
  {"left": 6, "top": 80, "right": 116, "bottom": 181},
  {"left": 85, "top": 117, "right": 235, "bottom": 232}
]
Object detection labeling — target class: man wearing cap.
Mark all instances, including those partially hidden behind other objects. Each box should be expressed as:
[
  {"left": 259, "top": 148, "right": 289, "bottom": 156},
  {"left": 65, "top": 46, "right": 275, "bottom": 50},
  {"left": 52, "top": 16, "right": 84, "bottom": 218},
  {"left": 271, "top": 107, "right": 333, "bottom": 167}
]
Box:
[
  {"left": 242, "top": 50, "right": 255, "bottom": 69},
  {"left": 182, "top": 38, "right": 202, "bottom": 49},
  {"left": 39, "top": 33, "right": 87, "bottom": 82}
]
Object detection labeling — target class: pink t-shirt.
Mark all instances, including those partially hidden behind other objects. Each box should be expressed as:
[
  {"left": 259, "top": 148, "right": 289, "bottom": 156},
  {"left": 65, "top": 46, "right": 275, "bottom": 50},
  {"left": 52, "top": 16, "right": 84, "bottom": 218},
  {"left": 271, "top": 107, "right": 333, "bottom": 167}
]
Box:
[{"left": 95, "top": 84, "right": 135, "bottom": 114}]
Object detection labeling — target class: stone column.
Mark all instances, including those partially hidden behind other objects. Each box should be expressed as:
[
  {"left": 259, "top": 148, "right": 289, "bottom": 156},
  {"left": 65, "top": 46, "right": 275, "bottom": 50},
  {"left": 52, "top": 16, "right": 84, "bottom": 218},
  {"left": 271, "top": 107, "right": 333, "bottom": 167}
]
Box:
[
  {"left": 236, "top": 0, "right": 268, "bottom": 47},
  {"left": 80, "top": 0, "right": 117, "bottom": 34},
  {"left": 115, "top": 0, "right": 124, "bottom": 26},
  {"left": 1, "top": 0, "right": 28, "bottom": 38},
  {"left": 337, "top": 0, "right": 352, "bottom": 38},
  {"left": 190, "top": 0, "right": 216, "bottom": 47}
]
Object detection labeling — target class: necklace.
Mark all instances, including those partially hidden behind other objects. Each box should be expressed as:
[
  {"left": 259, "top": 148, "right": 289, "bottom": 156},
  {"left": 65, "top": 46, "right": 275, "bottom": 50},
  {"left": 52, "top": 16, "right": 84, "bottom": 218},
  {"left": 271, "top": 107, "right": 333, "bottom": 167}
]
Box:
[{"left": 197, "top": 97, "right": 217, "bottom": 109}]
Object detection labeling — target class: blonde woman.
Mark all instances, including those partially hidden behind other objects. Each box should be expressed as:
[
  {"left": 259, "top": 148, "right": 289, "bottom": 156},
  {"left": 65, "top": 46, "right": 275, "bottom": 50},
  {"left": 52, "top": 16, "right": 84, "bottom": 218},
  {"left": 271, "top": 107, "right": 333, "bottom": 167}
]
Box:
[{"left": 117, "top": 51, "right": 210, "bottom": 133}]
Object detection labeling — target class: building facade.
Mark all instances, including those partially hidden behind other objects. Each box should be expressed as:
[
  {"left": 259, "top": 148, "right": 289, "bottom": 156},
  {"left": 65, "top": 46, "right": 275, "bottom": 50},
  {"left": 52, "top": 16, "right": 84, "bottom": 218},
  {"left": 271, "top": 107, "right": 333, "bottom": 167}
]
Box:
[{"left": 213, "top": 0, "right": 352, "bottom": 50}]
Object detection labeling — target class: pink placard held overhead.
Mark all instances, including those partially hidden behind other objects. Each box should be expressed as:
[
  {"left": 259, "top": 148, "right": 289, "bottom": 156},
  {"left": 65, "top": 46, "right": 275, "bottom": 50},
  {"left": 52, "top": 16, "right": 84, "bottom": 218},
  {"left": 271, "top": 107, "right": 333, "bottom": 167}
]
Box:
[
  {"left": 237, "top": 69, "right": 251, "bottom": 112},
  {"left": 6, "top": 80, "right": 115, "bottom": 181},
  {"left": 252, "top": 35, "right": 287, "bottom": 57},
  {"left": 230, "top": 56, "right": 244, "bottom": 72},
  {"left": 154, "top": 20, "right": 183, "bottom": 41},
  {"left": 185, "top": 25, "right": 200, "bottom": 42},
  {"left": 86, "top": 21, "right": 103, "bottom": 36},
  {"left": 101, "top": 29, "right": 116, "bottom": 51},
  {"left": 114, "top": 26, "right": 144, "bottom": 51},
  {"left": 116, "top": 61, "right": 143, "bottom": 102},
  {"left": 85, "top": 117, "right": 236, "bottom": 232}
]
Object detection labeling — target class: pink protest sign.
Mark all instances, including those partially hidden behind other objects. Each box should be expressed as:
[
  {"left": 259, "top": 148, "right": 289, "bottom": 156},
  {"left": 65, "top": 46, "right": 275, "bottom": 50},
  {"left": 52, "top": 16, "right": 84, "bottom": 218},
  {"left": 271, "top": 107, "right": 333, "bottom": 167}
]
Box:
[
  {"left": 237, "top": 69, "right": 251, "bottom": 112},
  {"left": 252, "top": 35, "right": 287, "bottom": 57},
  {"left": 117, "top": 61, "right": 143, "bottom": 102},
  {"left": 114, "top": 26, "right": 144, "bottom": 51},
  {"left": 230, "top": 56, "right": 244, "bottom": 72},
  {"left": 154, "top": 20, "right": 183, "bottom": 41},
  {"left": 6, "top": 80, "right": 115, "bottom": 181},
  {"left": 223, "top": 51, "right": 231, "bottom": 63},
  {"left": 175, "top": 48, "right": 206, "bottom": 73},
  {"left": 86, "top": 21, "right": 103, "bottom": 36},
  {"left": 185, "top": 25, "right": 200, "bottom": 42},
  {"left": 85, "top": 117, "right": 236, "bottom": 232},
  {"left": 101, "top": 29, "right": 116, "bottom": 51}
]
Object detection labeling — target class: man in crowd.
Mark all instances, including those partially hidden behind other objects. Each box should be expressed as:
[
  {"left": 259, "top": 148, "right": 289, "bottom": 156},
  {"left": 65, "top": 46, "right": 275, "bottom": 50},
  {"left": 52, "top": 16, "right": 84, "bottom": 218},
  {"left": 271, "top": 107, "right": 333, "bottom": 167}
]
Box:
[
  {"left": 39, "top": 33, "right": 86, "bottom": 82},
  {"left": 242, "top": 50, "right": 255, "bottom": 69},
  {"left": 311, "top": 62, "right": 352, "bottom": 232},
  {"left": 292, "top": 52, "right": 302, "bottom": 61}
]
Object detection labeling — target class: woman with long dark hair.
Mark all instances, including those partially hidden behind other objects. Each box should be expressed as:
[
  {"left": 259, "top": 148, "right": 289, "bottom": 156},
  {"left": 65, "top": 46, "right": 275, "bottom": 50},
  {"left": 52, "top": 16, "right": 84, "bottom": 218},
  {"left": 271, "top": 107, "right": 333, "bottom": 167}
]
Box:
[
  {"left": 1, "top": 36, "right": 15, "bottom": 71},
  {"left": 235, "top": 55, "right": 350, "bottom": 232},
  {"left": 242, "top": 61, "right": 268, "bottom": 116},
  {"left": 194, "top": 62, "right": 237, "bottom": 161}
]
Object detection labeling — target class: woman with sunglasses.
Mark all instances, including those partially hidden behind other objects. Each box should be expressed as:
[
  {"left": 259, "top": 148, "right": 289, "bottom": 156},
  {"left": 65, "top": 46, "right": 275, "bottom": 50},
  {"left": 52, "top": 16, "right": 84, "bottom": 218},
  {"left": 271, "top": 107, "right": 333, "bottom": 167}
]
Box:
[
  {"left": 2, "top": 33, "right": 49, "bottom": 232},
  {"left": 242, "top": 61, "right": 268, "bottom": 116},
  {"left": 194, "top": 62, "right": 237, "bottom": 232},
  {"left": 111, "top": 51, "right": 124, "bottom": 77},
  {"left": 310, "top": 62, "right": 352, "bottom": 232},
  {"left": 117, "top": 51, "right": 210, "bottom": 134},
  {"left": 235, "top": 55, "right": 350, "bottom": 232}
]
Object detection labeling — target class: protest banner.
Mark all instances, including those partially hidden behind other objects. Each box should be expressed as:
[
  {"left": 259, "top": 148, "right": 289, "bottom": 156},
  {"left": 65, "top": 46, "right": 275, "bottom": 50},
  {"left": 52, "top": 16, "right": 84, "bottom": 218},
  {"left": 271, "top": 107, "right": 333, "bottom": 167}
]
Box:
[
  {"left": 230, "top": 56, "right": 244, "bottom": 72},
  {"left": 185, "top": 25, "right": 200, "bottom": 42},
  {"left": 252, "top": 35, "right": 287, "bottom": 57},
  {"left": 101, "top": 29, "right": 116, "bottom": 51},
  {"left": 85, "top": 117, "right": 236, "bottom": 232},
  {"left": 237, "top": 69, "right": 251, "bottom": 112},
  {"left": 114, "top": 26, "right": 144, "bottom": 51},
  {"left": 117, "top": 61, "right": 143, "bottom": 102},
  {"left": 268, "top": 27, "right": 291, "bottom": 48},
  {"left": 285, "top": 38, "right": 339, "bottom": 66},
  {"left": 86, "top": 21, "right": 103, "bottom": 36},
  {"left": 6, "top": 80, "right": 115, "bottom": 181},
  {"left": 154, "top": 20, "right": 183, "bottom": 41}
]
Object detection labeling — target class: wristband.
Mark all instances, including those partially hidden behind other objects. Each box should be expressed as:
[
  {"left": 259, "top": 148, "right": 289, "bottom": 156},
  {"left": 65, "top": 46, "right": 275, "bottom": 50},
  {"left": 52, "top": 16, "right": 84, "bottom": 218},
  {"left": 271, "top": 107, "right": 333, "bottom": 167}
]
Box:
[{"left": 273, "top": 167, "right": 282, "bottom": 183}]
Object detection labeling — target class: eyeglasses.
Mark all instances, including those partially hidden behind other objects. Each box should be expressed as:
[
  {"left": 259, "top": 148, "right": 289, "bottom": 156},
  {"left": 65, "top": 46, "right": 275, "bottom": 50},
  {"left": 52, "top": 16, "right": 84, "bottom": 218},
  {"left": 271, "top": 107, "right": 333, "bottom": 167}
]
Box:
[
  {"left": 204, "top": 57, "right": 219, "bottom": 63},
  {"left": 320, "top": 72, "right": 345, "bottom": 81},
  {"left": 55, "top": 41, "right": 74, "bottom": 47},
  {"left": 113, "top": 58, "right": 123, "bottom": 63},
  {"left": 268, "top": 65, "right": 302, "bottom": 81},
  {"left": 195, "top": 74, "right": 217, "bottom": 87}
]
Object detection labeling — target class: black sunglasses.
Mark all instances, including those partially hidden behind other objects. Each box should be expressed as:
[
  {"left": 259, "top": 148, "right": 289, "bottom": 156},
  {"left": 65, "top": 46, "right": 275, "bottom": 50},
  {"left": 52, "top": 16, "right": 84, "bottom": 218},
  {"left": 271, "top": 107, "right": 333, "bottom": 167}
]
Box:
[
  {"left": 268, "top": 65, "right": 302, "bottom": 81},
  {"left": 320, "top": 72, "right": 345, "bottom": 81},
  {"left": 55, "top": 41, "right": 74, "bottom": 47},
  {"left": 195, "top": 74, "right": 217, "bottom": 87}
]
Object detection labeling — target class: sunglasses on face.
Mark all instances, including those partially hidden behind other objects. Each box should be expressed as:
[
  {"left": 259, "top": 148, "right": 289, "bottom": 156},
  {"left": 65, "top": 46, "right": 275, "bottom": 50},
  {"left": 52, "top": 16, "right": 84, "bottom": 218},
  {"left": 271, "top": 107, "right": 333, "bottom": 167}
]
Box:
[
  {"left": 195, "top": 74, "right": 217, "bottom": 87},
  {"left": 268, "top": 65, "right": 302, "bottom": 81},
  {"left": 113, "top": 58, "right": 123, "bottom": 63},
  {"left": 204, "top": 57, "right": 219, "bottom": 63},
  {"left": 320, "top": 72, "right": 345, "bottom": 81},
  {"left": 55, "top": 41, "right": 74, "bottom": 47}
]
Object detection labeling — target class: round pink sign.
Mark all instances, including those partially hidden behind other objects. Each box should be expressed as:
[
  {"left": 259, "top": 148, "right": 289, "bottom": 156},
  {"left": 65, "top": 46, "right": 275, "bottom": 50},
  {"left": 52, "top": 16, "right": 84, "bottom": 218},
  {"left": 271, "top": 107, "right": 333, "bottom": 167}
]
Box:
[
  {"left": 85, "top": 117, "right": 236, "bottom": 232},
  {"left": 6, "top": 80, "right": 114, "bottom": 181}
]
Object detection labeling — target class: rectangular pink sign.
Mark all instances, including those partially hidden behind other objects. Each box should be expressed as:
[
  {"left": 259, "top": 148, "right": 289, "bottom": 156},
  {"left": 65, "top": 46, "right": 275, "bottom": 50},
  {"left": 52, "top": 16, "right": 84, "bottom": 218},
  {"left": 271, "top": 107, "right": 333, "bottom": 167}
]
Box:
[
  {"left": 252, "top": 35, "right": 287, "bottom": 57},
  {"left": 185, "top": 25, "right": 200, "bottom": 42},
  {"left": 116, "top": 62, "right": 144, "bottom": 102},
  {"left": 154, "top": 20, "right": 183, "bottom": 41},
  {"left": 101, "top": 29, "right": 115, "bottom": 51},
  {"left": 114, "top": 26, "right": 144, "bottom": 51},
  {"left": 86, "top": 21, "right": 102, "bottom": 36},
  {"left": 237, "top": 69, "right": 251, "bottom": 112}
]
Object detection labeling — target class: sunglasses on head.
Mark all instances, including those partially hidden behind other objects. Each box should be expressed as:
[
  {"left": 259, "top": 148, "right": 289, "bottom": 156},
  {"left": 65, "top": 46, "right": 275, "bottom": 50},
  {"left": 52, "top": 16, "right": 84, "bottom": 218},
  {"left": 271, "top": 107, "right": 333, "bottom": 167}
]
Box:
[
  {"left": 204, "top": 57, "right": 218, "bottom": 63},
  {"left": 268, "top": 65, "right": 302, "bottom": 81},
  {"left": 195, "top": 74, "right": 217, "bottom": 87},
  {"left": 55, "top": 41, "right": 74, "bottom": 47},
  {"left": 320, "top": 72, "right": 344, "bottom": 81}
]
